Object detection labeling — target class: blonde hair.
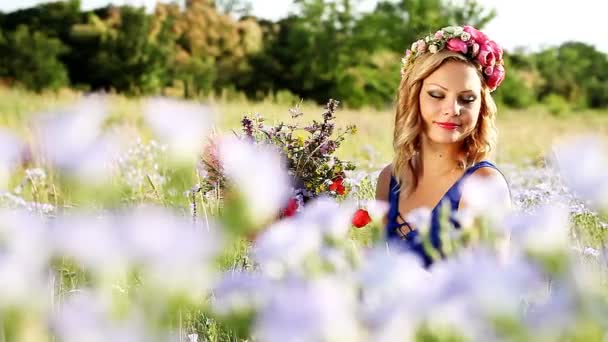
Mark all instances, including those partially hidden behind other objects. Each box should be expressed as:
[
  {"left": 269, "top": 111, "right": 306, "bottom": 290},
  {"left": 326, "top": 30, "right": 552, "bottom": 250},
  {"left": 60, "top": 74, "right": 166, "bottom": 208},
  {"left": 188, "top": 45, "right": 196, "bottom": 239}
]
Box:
[{"left": 392, "top": 50, "right": 498, "bottom": 195}]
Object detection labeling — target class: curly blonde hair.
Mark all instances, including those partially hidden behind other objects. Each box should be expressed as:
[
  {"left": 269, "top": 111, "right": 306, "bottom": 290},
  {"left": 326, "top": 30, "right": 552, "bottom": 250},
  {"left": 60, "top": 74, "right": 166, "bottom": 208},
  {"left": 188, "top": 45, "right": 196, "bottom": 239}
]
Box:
[{"left": 392, "top": 50, "right": 498, "bottom": 195}]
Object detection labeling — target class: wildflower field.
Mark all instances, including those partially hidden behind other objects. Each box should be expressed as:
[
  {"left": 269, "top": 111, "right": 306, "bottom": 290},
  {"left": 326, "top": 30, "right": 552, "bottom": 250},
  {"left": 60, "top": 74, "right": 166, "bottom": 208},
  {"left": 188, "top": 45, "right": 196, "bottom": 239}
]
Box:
[{"left": 1, "top": 87, "right": 608, "bottom": 341}]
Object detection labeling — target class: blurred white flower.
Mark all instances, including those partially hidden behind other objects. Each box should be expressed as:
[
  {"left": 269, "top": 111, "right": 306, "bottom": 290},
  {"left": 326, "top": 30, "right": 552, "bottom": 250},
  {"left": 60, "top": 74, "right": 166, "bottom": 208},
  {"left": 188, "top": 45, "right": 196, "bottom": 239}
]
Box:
[
  {"left": 35, "top": 96, "right": 107, "bottom": 167},
  {"left": 254, "top": 277, "right": 361, "bottom": 342},
  {"left": 0, "top": 128, "right": 23, "bottom": 189},
  {"left": 430, "top": 248, "right": 543, "bottom": 339},
  {"left": 298, "top": 196, "right": 355, "bottom": 240},
  {"left": 74, "top": 132, "right": 127, "bottom": 184},
  {"left": 318, "top": 245, "right": 352, "bottom": 273},
  {"left": 211, "top": 271, "right": 274, "bottom": 316},
  {"left": 122, "top": 206, "right": 222, "bottom": 296},
  {"left": 50, "top": 213, "right": 129, "bottom": 273},
  {"left": 0, "top": 254, "right": 49, "bottom": 309},
  {"left": 252, "top": 219, "right": 322, "bottom": 278},
  {"left": 458, "top": 172, "right": 512, "bottom": 227},
  {"left": 405, "top": 206, "right": 432, "bottom": 235},
  {"left": 366, "top": 308, "right": 416, "bottom": 342},
  {"left": 143, "top": 97, "right": 212, "bottom": 163},
  {"left": 505, "top": 204, "right": 570, "bottom": 254},
  {"left": 358, "top": 247, "right": 430, "bottom": 324},
  {"left": 0, "top": 210, "right": 50, "bottom": 308},
  {"left": 550, "top": 135, "right": 608, "bottom": 210},
  {"left": 52, "top": 290, "right": 148, "bottom": 342},
  {"left": 219, "top": 136, "right": 291, "bottom": 226},
  {"left": 33, "top": 96, "right": 126, "bottom": 184}
]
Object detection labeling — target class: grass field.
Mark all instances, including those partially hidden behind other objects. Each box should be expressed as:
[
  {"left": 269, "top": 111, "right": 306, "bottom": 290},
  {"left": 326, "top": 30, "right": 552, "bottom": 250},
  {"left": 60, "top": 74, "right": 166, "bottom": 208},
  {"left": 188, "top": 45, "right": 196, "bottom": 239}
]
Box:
[
  {"left": 1, "top": 87, "right": 608, "bottom": 341},
  {"left": 3, "top": 87, "right": 608, "bottom": 167}
]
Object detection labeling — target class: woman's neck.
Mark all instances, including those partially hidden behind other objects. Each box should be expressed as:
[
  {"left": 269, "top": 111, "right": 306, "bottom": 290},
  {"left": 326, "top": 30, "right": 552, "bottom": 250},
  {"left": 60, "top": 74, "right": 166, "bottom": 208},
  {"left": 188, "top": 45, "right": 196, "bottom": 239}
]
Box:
[{"left": 418, "top": 136, "right": 465, "bottom": 179}]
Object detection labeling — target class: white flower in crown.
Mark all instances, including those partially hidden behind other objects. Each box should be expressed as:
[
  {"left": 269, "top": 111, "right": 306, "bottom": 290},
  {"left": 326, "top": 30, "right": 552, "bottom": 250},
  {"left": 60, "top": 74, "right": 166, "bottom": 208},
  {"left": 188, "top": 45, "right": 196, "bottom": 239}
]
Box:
[
  {"left": 471, "top": 43, "right": 480, "bottom": 57},
  {"left": 411, "top": 42, "right": 418, "bottom": 52},
  {"left": 454, "top": 26, "right": 463, "bottom": 35},
  {"left": 416, "top": 39, "right": 427, "bottom": 53},
  {"left": 428, "top": 44, "right": 438, "bottom": 54},
  {"left": 460, "top": 32, "right": 471, "bottom": 42}
]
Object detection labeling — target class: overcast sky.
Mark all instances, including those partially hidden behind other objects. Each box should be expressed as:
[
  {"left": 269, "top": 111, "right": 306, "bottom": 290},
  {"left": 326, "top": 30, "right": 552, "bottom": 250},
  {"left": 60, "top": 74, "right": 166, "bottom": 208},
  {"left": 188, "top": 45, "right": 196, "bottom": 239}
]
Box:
[{"left": 2, "top": 0, "right": 606, "bottom": 53}]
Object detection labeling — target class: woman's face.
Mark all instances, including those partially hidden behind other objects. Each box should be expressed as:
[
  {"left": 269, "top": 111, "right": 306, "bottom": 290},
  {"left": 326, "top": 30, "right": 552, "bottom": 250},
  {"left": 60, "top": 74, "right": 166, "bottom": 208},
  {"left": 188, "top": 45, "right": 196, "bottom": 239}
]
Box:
[{"left": 419, "top": 60, "right": 483, "bottom": 145}]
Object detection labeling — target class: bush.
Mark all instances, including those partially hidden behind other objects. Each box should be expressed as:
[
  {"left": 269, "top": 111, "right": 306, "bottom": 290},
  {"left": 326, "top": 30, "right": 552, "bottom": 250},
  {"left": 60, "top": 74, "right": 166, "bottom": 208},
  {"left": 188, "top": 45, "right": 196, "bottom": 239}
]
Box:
[
  {"left": 0, "top": 25, "right": 69, "bottom": 91},
  {"left": 544, "top": 94, "right": 571, "bottom": 116},
  {"left": 492, "top": 69, "right": 536, "bottom": 109}
]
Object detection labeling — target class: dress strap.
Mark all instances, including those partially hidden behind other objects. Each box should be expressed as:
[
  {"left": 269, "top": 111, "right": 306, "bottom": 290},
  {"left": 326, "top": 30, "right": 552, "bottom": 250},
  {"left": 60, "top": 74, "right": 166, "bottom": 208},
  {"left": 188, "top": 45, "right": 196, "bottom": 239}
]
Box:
[{"left": 387, "top": 175, "right": 399, "bottom": 218}]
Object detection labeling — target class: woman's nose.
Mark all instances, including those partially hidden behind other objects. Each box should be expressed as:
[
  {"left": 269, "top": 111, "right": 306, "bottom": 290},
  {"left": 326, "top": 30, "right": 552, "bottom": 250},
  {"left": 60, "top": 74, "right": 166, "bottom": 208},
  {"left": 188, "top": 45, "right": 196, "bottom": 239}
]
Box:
[{"left": 443, "top": 99, "right": 462, "bottom": 116}]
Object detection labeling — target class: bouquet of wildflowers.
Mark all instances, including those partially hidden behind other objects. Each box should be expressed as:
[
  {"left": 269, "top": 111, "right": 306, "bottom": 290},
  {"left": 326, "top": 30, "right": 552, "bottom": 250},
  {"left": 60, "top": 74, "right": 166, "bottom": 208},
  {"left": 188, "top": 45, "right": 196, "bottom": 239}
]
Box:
[{"left": 198, "top": 99, "right": 356, "bottom": 218}]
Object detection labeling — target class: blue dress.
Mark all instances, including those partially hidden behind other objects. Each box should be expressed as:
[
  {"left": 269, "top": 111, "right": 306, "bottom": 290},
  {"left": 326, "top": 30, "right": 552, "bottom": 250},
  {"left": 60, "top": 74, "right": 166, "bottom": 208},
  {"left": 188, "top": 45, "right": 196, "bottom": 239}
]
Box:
[{"left": 385, "top": 160, "right": 506, "bottom": 268}]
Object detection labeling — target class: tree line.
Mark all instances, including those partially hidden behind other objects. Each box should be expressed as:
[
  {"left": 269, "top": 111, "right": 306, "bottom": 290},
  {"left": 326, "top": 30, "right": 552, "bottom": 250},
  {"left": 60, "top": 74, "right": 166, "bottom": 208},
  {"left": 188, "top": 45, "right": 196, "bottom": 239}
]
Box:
[{"left": 1, "top": 0, "right": 606, "bottom": 110}]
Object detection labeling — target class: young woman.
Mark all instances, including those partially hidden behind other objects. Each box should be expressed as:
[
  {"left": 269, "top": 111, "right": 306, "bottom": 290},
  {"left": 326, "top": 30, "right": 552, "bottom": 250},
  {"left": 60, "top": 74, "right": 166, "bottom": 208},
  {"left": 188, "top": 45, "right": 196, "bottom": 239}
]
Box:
[{"left": 376, "top": 25, "right": 511, "bottom": 267}]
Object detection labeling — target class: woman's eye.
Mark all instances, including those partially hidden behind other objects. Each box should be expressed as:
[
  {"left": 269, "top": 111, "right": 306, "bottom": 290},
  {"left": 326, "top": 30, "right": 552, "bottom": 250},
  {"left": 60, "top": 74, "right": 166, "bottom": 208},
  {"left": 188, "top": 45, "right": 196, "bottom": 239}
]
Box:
[
  {"left": 429, "top": 92, "right": 443, "bottom": 99},
  {"left": 460, "top": 96, "right": 476, "bottom": 104}
]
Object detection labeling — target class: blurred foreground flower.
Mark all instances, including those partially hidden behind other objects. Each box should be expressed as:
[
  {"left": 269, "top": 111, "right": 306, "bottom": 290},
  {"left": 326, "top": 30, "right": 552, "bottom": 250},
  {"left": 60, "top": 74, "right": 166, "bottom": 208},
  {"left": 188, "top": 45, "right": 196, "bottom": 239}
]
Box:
[
  {"left": 33, "top": 96, "right": 123, "bottom": 184},
  {"left": 254, "top": 277, "right": 360, "bottom": 342},
  {"left": 143, "top": 97, "right": 212, "bottom": 163},
  {"left": 219, "top": 136, "right": 291, "bottom": 232},
  {"left": 550, "top": 134, "right": 608, "bottom": 211},
  {"left": 0, "top": 129, "right": 23, "bottom": 189}
]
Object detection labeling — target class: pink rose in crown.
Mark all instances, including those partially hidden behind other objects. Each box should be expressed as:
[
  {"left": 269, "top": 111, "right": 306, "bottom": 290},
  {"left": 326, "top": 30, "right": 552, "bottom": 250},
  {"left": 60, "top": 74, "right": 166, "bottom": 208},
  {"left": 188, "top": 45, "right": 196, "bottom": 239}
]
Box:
[
  {"left": 416, "top": 39, "right": 427, "bottom": 53},
  {"left": 463, "top": 25, "right": 489, "bottom": 44},
  {"left": 446, "top": 38, "right": 468, "bottom": 54},
  {"left": 477, "top": 43, "right": 496, "bottom": 67},
  {"left": 484, "top": 66, "right": 494, "bottom": 76},
  {"left": 487, "top": 40, "right": 503, "bottom": 61},
  {"left": 486, "top": 64, "right": 505, "bottom": 91}
]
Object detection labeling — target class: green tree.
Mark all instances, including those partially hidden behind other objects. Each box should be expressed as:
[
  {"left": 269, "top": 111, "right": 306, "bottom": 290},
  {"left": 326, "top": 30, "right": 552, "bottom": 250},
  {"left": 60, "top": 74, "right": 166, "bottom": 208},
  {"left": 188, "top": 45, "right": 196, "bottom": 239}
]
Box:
[
  {"left": 353, "top": 0, "right": 496, "bottom": 53},
  {"left": 0, "top": 25, "right": 69, "bottom": 91},
  {"left": 534, "top": 42, "right": 608, "bottom": 109},
  {"left": 69, "top": 5, "right": 174, "bottom": 94},
  {"left": 243, "top": 0, "right": 495, "bottom": 108},
  {"left": 492, "top": 52, "right": 537, "bottom": 108}
]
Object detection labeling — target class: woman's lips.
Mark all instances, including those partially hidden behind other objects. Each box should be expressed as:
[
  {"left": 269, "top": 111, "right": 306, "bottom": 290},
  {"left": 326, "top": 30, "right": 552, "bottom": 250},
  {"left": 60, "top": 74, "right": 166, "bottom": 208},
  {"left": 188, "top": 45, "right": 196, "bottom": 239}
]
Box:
[{"left": 435, "top": 122, "right": 460, "bottom": 130}]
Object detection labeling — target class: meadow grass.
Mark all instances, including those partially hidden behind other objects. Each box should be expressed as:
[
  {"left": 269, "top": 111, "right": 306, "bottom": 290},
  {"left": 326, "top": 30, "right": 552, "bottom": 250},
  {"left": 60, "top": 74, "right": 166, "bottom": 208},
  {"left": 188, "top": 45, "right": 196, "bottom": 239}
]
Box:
[
  {"left": 2, "top": 87, "right": 608, "bottom": 340},
  {"left": 2, "top": 87, "right": 607, "bottom": 168}
]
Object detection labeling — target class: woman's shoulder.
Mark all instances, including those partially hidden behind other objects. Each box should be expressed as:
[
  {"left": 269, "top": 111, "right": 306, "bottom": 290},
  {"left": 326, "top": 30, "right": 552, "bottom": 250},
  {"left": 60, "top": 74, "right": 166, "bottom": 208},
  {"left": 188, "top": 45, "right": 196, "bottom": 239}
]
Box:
[
  {"left": 468, "top": 160, "right": 505, "bottom": 181},
  {"left": 464, "top": 161, "right": 511, "bottom": 206},
  {"left": 375, "top": 163, "right": 394, "bottom": 202}
]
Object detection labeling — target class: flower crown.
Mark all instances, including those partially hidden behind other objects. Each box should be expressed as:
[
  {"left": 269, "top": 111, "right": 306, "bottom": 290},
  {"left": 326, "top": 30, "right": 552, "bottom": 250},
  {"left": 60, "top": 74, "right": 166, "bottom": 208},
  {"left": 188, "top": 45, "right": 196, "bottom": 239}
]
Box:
[{"left": 401, "top": 25, "right": 505, "bottom": 92}]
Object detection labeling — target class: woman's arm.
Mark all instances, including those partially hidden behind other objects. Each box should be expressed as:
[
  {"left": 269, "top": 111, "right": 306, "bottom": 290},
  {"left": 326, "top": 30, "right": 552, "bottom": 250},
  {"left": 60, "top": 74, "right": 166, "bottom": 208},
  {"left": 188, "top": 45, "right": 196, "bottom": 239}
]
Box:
[{"left": 375, "top": 164, "right": 393, "bottom": 226}]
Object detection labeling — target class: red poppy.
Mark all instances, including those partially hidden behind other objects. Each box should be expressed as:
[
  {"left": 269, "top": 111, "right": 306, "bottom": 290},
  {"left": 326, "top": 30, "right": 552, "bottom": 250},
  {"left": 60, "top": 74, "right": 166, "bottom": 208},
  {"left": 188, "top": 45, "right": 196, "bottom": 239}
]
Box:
[
  {"left": 352, "top": 209, "right": 372, "bottom": 228},
  {"left": 282, "top": 198, "right": 299, "bottom": 217},
  {"left": 329, "top": 177, "right": 346, "bottom": 195}
]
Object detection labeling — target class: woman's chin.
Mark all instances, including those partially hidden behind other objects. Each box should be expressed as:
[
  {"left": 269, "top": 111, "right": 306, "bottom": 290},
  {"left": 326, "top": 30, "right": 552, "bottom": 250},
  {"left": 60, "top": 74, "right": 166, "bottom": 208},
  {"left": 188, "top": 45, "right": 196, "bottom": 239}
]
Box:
[{"left": 428, "top": 132, "right": 463, "bottom": 144}]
